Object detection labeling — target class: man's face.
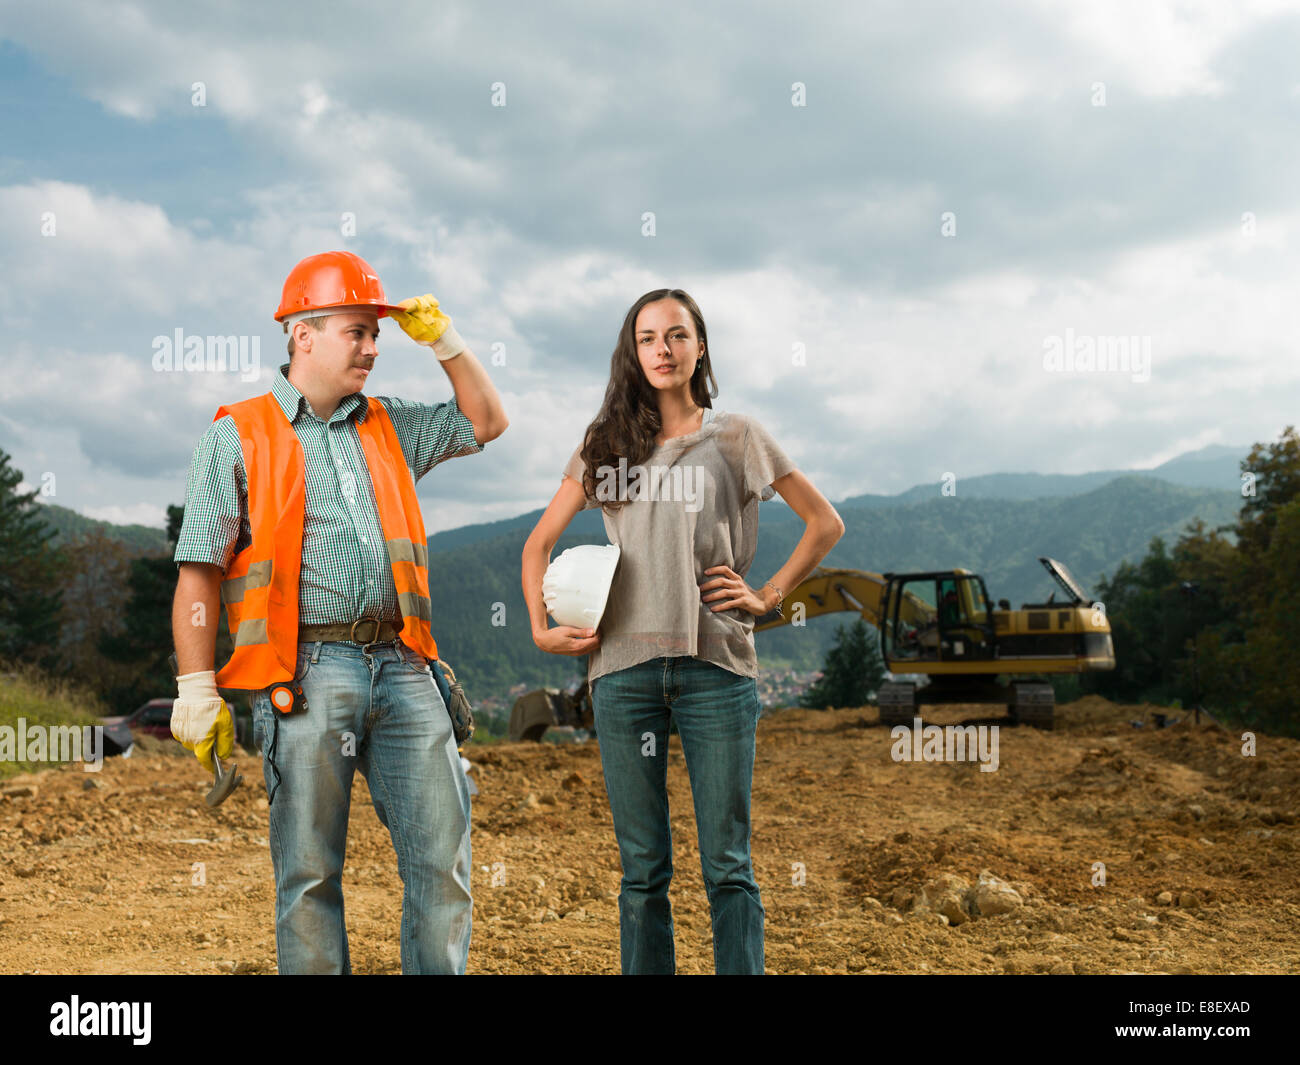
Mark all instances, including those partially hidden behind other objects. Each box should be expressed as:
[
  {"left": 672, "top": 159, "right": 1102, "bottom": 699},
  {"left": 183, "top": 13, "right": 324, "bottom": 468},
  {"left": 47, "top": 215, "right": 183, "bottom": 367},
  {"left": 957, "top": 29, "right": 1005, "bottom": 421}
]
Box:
[{"left": 293, "top": 311, "right": 380, "bottom": 394}]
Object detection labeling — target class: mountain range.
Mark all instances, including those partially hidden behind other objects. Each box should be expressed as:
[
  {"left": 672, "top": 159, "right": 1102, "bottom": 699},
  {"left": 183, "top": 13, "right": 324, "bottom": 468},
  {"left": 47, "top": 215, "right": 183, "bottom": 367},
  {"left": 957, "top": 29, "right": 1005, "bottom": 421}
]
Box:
[{"left": 33, "top": 443, "right": 1248, "bottom": 693}]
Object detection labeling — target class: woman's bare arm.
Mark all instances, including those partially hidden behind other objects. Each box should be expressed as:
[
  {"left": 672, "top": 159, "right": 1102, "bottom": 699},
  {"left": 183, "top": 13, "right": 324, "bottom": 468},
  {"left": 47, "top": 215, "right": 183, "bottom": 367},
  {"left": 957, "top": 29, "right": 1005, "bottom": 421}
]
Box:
[
  {"left": 701, "top": 469, "right": 845, "bottom": 615},
  {"left": 521, "top": 475, "right": 603, "bottom": 656},
  {"left": 762, "top": 469, "right": 845, "bottom": 606}
]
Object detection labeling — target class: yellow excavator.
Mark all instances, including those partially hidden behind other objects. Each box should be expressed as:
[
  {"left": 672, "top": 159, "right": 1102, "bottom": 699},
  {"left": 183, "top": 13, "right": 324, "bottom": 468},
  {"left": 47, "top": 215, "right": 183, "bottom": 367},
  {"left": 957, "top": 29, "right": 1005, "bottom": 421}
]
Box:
[
  {"left": 509, "top": 681, "right": 594, "bottom": 742},
  {"left": 753, "top": 557, "right": 1115, "bottom": 729}
]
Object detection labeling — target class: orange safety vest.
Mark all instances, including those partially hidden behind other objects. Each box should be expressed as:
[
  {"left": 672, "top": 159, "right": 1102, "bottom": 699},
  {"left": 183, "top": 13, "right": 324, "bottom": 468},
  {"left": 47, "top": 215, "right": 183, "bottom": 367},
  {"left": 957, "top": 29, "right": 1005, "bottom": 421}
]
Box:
[{"left": 212, "top": 392, "right": 439, "bottom": 691}]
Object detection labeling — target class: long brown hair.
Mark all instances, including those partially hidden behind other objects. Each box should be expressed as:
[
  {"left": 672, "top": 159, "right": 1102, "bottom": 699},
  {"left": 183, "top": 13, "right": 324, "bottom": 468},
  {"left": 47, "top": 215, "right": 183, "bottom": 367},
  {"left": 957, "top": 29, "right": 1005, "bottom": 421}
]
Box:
[{"left": 579, "top": 289, "right": 718, "bottom": 512}]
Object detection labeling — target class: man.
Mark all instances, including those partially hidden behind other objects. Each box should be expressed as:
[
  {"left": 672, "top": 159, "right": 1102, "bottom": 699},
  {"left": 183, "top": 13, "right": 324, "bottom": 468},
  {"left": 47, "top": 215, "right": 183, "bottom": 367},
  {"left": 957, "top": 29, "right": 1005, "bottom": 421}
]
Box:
[{"left": 170, "top": 250, "right": 507, "bottom": 974}]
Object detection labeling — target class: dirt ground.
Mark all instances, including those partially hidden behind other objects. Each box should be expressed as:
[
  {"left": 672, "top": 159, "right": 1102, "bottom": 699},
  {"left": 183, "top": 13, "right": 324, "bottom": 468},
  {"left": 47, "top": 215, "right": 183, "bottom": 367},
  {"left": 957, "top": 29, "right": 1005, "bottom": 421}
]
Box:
[{"left": 1, "top": 696, "right": 1297, "bottom": 975}]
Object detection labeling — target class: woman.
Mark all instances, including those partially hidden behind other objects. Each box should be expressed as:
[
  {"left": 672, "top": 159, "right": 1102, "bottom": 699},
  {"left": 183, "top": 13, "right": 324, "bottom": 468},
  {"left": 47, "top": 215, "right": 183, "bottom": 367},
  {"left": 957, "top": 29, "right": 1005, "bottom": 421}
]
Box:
[{"left": 521, "top": 288, "right": 844, "bottom": 974}]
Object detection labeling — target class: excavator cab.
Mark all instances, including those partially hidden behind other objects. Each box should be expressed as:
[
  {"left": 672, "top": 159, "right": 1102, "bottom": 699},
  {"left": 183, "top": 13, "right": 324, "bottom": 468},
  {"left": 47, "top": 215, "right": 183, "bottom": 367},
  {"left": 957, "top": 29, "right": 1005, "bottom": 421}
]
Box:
[{"left": 882, "top": 570, "right": 997, "bottom": 663}]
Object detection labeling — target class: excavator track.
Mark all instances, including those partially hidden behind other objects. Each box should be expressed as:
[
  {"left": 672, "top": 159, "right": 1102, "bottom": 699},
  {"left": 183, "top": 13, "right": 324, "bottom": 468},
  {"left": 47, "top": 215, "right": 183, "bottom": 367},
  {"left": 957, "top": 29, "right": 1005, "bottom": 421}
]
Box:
[
  {"left": 877, "top": 681, "right": 918, "bottom": 727},
  {"left": 1007, "top": 680, "right": 1055, "bottom": 730}
]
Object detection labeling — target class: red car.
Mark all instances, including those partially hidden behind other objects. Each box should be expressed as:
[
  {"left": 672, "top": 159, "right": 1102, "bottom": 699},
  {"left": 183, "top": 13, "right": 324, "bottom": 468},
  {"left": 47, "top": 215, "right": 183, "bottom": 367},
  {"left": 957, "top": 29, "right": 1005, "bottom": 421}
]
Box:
[
  {"left": 104, "top": 697, "right": 255, "bottom": 750},
  {"left": 111, "top": 698, "right": 178, "bottom": 741}
]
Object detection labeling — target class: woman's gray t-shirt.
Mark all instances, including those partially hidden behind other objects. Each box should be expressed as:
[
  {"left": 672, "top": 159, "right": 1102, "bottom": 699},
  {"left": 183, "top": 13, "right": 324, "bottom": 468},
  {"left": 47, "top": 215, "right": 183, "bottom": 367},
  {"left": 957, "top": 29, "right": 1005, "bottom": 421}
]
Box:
[{"left": 561, "top": 409, "right": 796, "bottom": 685}]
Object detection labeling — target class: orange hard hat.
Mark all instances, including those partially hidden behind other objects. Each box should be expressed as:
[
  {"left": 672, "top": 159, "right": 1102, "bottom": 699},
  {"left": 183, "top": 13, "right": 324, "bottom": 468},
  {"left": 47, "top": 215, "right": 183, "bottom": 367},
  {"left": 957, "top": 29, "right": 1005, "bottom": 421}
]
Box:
[{"left": 274, "top": 250, "right": 403, "bottom": 329}]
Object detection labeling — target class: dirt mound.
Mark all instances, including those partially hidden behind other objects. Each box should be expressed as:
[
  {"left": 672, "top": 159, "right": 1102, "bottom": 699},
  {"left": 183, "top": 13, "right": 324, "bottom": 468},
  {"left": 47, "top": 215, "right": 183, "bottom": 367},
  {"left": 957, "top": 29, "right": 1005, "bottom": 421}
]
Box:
[
  {"left": 1, "top": 697, "right": 1297, "bottom": 974},
  {"left": 129, "top": 734, "right": 190, "bottom": 757}
]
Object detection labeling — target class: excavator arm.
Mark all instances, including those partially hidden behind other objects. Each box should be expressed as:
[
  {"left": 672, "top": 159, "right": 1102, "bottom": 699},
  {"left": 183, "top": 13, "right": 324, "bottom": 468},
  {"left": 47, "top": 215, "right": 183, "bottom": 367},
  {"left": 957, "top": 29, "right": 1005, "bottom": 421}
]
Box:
[{"left": 753, "top": 567, "right": 892, "bottom": 632}]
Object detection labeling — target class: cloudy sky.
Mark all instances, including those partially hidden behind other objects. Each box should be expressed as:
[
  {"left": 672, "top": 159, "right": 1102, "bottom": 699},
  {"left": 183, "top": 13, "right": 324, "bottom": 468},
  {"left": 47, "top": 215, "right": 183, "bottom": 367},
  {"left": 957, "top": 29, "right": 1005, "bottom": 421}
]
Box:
[{"left": 1, "top": 0, "right": 1296, "bottom": 534}]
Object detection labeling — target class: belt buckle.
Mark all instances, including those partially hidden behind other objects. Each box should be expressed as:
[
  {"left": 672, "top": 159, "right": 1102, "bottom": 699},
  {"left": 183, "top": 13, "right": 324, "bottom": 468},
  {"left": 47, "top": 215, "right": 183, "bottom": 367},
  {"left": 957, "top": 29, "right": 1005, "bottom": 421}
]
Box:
[{"left": 350, "top": 616, "right": 382, "bottom": 645}]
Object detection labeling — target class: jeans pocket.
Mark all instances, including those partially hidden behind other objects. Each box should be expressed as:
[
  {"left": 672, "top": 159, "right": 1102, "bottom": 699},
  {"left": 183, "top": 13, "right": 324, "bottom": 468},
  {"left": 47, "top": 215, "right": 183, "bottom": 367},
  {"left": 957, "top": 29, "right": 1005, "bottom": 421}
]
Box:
[
  {"left": 396, "top": 643, "right": 431, "bottom": 674},
  {"left": 251, "top": 690, "right": 269, "bottom": 752},
  {"left": 294, "top": 648, "right": 315, "bottom": 683}
]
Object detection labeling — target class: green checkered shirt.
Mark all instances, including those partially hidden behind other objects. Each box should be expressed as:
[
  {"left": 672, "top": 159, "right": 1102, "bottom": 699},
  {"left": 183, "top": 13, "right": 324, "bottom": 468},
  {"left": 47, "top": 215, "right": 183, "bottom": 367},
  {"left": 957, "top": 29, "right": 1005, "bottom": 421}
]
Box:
[{"left": 174, "top": 361, "right": 484, "bottom": 636}]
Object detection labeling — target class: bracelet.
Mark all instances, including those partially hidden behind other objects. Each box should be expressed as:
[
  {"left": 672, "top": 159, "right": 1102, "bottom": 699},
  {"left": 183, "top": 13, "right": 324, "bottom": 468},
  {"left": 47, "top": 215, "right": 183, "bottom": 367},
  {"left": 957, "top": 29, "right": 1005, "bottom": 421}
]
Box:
[{"left": 764, "top": 581, "right": 785, "bottom": 616}]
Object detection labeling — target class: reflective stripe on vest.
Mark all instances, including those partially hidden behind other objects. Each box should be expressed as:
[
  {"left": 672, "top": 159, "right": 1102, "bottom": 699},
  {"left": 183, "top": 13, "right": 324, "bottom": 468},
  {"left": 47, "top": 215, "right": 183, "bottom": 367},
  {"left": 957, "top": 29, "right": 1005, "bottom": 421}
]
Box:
[{"left": 211, "top": 392, "right": 439, "bottom": 691}]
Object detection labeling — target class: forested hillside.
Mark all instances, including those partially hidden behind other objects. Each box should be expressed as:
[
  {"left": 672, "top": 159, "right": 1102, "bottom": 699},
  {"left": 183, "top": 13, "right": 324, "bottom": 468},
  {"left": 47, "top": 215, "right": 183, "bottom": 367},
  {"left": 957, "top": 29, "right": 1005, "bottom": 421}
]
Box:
[
  {"left": 426, "top": 476, "right": 1239, "bottom": 692},
  {"left": 12, "top": 454, "right": 1241, "bottom": 706}
]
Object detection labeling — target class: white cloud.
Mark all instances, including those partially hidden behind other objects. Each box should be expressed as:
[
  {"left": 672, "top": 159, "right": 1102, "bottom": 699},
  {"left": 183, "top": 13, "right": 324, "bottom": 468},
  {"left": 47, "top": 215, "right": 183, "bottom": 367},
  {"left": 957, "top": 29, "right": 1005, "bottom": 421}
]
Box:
[
  {"left": 3, "top": 0, "right": 1298, "bottom": 533},
  {"left": 1131, "top": 427, "right": 1226, "bottom": 469},
  {"left": 499, "top": 254, "right": 663, "bottom": 319},
  {"left": 79, "top": 501, "right": 171, "bottom": 527},
  {"left": 943, "top": 52, "right": 1040, "bottom": 111},
  {"left": 1035, "top": 0, "right": 1295, "bottom": 97},
  {"left": 0, "top": 180, "right": 265, "bottom": 318}
]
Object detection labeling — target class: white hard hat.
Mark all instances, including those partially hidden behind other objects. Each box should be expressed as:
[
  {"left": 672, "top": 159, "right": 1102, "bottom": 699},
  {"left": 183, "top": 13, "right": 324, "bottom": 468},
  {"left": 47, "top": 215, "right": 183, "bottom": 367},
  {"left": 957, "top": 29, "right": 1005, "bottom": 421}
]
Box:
[{"left": 543, "top": 544, "right": 621, "bottom": 630}]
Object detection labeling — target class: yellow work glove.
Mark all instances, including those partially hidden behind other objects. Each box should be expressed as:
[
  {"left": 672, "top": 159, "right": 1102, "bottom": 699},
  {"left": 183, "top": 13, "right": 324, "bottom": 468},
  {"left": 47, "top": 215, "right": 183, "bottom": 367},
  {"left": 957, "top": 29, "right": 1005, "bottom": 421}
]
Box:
[
  {"left": 171, "top": 671, "right": 235, "bottom": 774},
  {"left": 389, "top": 294, "right": 467, "bottom": 360}
]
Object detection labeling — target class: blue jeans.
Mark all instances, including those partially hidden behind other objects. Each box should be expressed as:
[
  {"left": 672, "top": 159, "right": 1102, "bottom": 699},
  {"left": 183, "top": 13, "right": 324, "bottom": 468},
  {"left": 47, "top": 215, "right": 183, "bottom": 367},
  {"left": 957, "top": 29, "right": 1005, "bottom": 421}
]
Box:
[
  {"left": 250, "top": 639, "right": 472, "bottom": 974},
  {"left": 591, "top": 655, "right": 764, "bottom": 974}
]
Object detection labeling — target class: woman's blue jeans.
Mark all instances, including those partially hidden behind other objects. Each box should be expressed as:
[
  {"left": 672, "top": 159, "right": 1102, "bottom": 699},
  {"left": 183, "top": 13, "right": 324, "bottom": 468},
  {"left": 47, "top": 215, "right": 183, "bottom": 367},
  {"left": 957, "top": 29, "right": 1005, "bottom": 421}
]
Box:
[
  {"left": 591, "top": 655, "right": 765, "bottom": 975},
  {"left": 250, "top": 639, "right": 472, "bottom": 974}
]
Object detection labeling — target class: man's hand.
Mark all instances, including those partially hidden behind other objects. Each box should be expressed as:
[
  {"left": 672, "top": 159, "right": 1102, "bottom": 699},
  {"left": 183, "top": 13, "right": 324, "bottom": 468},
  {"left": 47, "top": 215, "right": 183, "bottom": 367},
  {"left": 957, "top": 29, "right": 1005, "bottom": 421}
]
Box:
[
  {"left": 389, "top": 294, "right": 466, "bottom": 360},
  {"left": 700, "top": 565, "right": 770, "bottom": 615},
  {"left": 171, "top": 670, "right": 234, "bottom": 774}
]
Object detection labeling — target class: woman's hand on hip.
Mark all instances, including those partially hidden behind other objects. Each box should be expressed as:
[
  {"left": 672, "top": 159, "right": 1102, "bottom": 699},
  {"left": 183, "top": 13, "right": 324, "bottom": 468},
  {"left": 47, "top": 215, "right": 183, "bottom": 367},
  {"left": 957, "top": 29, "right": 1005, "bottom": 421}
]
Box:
[
  {"left": 533, "top": 624, "right": 601, "bottom": 656},
  {"left": 700, "top": 565, "right": 767, "bottom": 616}
]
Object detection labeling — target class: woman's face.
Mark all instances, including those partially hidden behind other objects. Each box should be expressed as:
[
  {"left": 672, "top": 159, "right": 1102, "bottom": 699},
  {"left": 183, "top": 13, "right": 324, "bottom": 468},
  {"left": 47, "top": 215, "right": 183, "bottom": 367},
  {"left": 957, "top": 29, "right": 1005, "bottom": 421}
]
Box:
[{"left": 634, "top": 299, "right": 703, "bottom": 393}]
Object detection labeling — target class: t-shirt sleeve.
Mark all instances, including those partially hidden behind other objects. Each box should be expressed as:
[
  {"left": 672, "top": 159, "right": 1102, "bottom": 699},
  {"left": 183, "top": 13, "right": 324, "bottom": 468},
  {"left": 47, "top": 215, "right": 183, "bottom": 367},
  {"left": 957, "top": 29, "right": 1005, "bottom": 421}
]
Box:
[
  {"left": 562, "top": 444, "right": 600, "bottom": 511},
  {"left": 743, "top": 417, "right": 797, "bottom": 502}
]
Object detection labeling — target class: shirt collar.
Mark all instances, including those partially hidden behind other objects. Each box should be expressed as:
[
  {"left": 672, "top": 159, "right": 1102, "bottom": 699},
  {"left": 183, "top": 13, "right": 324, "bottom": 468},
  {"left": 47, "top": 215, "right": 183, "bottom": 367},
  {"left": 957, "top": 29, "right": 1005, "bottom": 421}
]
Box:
[
  {"left": 275, "top": 362, "right": 369, "bottom": 425},
  {"left": 655, "top": 407, "right": 722, "bottom": 454}
]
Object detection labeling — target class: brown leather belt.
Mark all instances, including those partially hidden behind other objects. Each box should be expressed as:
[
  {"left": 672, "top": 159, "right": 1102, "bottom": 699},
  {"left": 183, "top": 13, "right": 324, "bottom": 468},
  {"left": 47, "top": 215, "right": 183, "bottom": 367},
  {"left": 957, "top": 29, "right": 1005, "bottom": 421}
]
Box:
[{"left": 298, "top": 617, "right": 403, "bottom": 645}]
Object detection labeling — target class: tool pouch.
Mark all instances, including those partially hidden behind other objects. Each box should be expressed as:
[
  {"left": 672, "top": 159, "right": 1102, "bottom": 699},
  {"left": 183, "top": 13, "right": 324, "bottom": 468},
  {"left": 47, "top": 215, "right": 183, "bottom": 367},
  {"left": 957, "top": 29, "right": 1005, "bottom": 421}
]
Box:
[{"left": 433, "top": 659, "right": 475, "bottom": 745}]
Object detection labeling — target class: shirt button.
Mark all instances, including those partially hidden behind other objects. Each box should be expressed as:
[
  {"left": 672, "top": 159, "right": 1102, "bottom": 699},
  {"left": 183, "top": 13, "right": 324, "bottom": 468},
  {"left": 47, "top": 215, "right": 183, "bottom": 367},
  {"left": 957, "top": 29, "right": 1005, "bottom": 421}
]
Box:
[{"left": 361, "top": 537, "right": 368, "bottom": 544}]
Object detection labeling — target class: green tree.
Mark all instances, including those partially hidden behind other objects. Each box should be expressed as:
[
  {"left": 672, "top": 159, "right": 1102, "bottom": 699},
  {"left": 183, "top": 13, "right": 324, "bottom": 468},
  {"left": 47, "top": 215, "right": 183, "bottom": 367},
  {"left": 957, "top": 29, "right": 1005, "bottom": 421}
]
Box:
[
  {"left": 1236, "top": 426, "right": 1300, "bottom": 564},
  {"left": 0, "top": 448, "right": 65, "bottom": 671},
  {"left": 1084, "top": 427, "right": 1300, "bottom": 735},
  {"left": 96, "top": 504, "right": 193, "bottom": 711},
  {"left": 1207, "top": 498, "right": 1300, "bottom": 732},
  {"left": 800, "top": 618, "right": 886, "bottom": 709},
  {"left": 1186, "top": 430, "right": 1299, "bottom": 732},
  {"left": 49, "top": 523, "right": 140, "bottom": 706},
  {"left": 1089, "top": 537, "right": 1186, "bottom": 702}
]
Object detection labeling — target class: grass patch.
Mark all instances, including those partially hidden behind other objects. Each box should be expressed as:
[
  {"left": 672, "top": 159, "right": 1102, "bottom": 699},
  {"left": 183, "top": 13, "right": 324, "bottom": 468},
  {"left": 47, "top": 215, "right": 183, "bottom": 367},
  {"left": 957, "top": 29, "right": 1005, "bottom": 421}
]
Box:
[{"left": 0, "top": 659, "right": 111, "bottom": 780}]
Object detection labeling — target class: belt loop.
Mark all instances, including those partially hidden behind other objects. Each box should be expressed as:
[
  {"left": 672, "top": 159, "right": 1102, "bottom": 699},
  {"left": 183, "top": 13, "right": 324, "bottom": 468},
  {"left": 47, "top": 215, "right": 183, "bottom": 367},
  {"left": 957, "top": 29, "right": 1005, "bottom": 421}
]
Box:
[{"left": 310, "top": 640, "right": 322, "bottom": 664}]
